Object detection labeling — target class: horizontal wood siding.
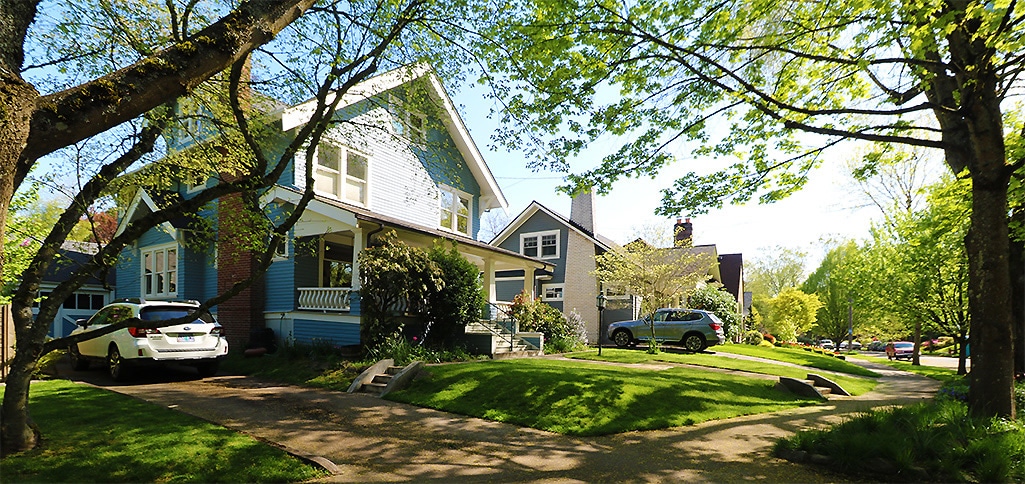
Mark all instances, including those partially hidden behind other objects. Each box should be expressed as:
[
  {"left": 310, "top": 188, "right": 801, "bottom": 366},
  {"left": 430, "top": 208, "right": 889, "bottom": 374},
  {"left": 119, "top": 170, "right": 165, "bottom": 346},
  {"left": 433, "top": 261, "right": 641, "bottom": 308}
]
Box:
[
  {"left": 293, "top": 318, "right": 360, "bottom": 346},
  {"left": 182, "top": 245, "right": 206, "bottom": 302},
  {"left": 497, "top": 211, "right": 568, "bottom": 283},
  {"left": 265, "top": 259, "right": 295, "bottom": 312},
  {"left": 115, "top": 245, "right": 141, "bottom": 299},
  {"left": 496, "top": 280, "right": 524, "bottom": 302}
]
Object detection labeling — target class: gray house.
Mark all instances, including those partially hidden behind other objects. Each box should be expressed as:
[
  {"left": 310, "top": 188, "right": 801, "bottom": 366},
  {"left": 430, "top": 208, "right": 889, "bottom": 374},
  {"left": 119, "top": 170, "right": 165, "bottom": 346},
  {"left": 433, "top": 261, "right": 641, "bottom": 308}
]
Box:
[{"left": 490, "top": 192, "right": 639, "bottom": 343}]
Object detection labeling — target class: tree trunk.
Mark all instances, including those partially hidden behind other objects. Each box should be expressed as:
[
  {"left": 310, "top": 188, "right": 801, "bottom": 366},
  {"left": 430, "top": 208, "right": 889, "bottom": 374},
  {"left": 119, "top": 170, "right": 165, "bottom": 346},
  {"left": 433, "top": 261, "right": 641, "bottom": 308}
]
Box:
[
  {"left": 965, "top": 149, "right": 1016, "bottom": 419},
  {"left": 0, "top": 303, "right": 45, "bottom": 454},
  {"left": 1010, "top": 208, "right": 1024, "bottom": 379},
  {"left": 912, "top": 319, "right": 922, "bottom": 366}
]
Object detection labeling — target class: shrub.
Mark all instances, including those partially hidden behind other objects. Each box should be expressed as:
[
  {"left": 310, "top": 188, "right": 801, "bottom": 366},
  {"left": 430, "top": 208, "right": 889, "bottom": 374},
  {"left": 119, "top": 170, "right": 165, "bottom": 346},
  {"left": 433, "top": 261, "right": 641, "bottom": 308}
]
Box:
[
  {"left": 757, "top": 340, "right": 775, "bottom": 348},
  {"left": 423, "top": 241, "right": 486, "bottom": 345},
  {"left": 509, "top": 291, "right": 571, "bottom": 340},
  {"left": 688, "top": 283, "right": 743, "bottom": 341},
  {"left": 743, "top": 330, "right": 764, "bottom": 345}
]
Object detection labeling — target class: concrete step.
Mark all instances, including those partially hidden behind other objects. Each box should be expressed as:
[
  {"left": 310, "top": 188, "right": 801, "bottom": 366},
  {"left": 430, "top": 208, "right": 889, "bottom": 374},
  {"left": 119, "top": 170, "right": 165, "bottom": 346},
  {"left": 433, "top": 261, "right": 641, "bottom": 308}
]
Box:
[
  {"left": 362, "top": 382, "right": 388, "bottom": 394},
  {"left": 371, "top": 374, "right": 393, "bottom": 385},
  {"left": 386, "top": 366, "right": 404, "bottom": 375}
]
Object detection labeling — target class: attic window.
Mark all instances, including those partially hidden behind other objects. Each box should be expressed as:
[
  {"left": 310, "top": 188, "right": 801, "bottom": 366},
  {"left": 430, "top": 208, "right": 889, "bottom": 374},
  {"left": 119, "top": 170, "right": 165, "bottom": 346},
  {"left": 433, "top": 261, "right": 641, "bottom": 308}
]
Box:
[{"left": 389, "top": 94, "right": 426, "bottom": 143}]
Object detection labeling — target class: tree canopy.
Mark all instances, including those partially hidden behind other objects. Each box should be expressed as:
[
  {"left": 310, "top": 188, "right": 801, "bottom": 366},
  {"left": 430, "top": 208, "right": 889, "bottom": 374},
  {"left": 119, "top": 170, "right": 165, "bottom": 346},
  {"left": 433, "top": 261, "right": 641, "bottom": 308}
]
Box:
[{"left": 474, "top": 0, "right": 1023, "bottom": 418}]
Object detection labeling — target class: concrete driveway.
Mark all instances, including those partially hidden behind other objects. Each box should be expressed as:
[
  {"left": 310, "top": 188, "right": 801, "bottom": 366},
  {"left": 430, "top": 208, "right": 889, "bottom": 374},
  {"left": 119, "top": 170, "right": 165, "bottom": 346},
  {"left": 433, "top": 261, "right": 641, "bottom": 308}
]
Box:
[{"left": 60, "top": 357, "right": 939, "bottom": 483}]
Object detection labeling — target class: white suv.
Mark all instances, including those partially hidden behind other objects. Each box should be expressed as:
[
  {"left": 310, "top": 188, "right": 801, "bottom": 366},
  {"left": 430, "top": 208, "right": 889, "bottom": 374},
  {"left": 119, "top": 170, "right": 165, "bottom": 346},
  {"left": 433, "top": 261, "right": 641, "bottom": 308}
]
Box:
[{"left": 68, "top": 299, "right": 228, "bottom": 380}]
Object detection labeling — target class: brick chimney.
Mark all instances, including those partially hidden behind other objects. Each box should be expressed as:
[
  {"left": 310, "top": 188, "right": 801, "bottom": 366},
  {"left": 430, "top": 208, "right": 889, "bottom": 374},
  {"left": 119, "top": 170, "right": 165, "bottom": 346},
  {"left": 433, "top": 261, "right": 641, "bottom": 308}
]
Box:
[
  {"left": 216, "top": 189, "right": 265, "bottom": 349},
  {"left": 570, "top": 188, "right": 596, "bottom": 235},
  {"left": 674, "top": 218, "right": 693, "bottom": 246}
]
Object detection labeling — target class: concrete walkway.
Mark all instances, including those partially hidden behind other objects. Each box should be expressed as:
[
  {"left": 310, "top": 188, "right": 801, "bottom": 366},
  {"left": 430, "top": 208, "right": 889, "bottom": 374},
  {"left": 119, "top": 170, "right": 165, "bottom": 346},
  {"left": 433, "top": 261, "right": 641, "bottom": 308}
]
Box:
[{"left": 64, "top": 356, "right": 940, "bottom": 483}]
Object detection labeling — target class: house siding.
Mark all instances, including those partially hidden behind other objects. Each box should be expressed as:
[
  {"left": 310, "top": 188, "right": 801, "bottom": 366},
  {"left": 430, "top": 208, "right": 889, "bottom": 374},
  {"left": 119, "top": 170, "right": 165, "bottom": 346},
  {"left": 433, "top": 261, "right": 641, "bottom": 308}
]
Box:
[
  {"left": 115, "top": 227, "right": 176, "bottom": 299},
  {"left": 495, "top": 211, "right": 568, "bottom": 284},
  {"left": 292, "top": 318, "right": 360, "bottom": 346}
]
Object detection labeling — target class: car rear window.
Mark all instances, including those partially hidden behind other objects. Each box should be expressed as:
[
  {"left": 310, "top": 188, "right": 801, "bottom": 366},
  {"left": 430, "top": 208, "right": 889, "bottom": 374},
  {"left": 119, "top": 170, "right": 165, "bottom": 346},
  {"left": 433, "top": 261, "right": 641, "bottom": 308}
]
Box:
[
  {"left": 140, "top": 307, "right": 214, "bottom": 324},
  {"left": 707, "top": 313, "right": 724, "bottom": 325},
  {"left": 895, "top": 342, "right": 914, "bottom": 348}
]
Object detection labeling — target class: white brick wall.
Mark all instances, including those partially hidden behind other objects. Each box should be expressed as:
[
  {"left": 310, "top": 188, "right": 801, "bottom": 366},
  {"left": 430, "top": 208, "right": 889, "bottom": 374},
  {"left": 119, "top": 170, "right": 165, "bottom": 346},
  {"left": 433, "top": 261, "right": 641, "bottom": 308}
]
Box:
[{"left": 563, "top": 230, "right": 599, "bottom": 343}]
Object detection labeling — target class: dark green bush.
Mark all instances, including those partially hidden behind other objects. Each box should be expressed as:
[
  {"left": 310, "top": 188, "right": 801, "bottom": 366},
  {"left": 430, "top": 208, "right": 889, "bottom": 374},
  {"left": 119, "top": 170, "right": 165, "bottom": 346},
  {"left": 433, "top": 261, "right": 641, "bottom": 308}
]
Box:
[
  {"left": 509, "top": 291, "right": 571, "bottom": 340},
  {"left": 743, "top": 330, "right": 763, "bottom": 345}
]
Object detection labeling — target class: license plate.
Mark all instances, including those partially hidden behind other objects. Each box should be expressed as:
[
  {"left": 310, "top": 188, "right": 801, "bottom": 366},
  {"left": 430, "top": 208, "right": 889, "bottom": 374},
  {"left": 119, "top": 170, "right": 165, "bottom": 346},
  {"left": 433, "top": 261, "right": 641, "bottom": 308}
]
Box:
[{"left": 177, "top": 335, "right": 195, "bottom": 343}]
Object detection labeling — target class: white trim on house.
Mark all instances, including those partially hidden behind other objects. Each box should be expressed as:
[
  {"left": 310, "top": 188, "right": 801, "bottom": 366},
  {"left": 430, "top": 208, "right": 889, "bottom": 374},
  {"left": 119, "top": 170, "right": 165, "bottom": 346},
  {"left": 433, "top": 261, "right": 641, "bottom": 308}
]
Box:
[
  {"left": 519, "top": 229, "right": 560, "bottom": 260},
  {"left": 114, "top": 189, "right": 179, "bottom": 240},
  {"left": 541, "top": 283, "right": 565, "bottom": 302},
  {"left": 140, "top": 242, "right": 179, "bottom": 299},
  {"left": 277, "top": 64, "right": 507, "bottom": 214},
  {"left": 491, "top": 201, "right": 617, "bottom": 251},
  {"left": 438, "top": 184, "right": 473, "bottom": 237}
]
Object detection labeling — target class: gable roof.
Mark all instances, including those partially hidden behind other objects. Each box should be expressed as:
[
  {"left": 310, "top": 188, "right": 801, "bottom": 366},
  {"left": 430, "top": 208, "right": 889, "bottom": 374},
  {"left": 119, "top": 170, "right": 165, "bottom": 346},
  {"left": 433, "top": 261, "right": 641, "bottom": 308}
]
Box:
[
  {"left": 113, "top": 189, "right": 192, "bottom": 241},
  {"left": 277, "top": 64, "right": 507, "bottom": 212},
  {"left": 491, "top": 200, "right": 618, "bottom": 251}
]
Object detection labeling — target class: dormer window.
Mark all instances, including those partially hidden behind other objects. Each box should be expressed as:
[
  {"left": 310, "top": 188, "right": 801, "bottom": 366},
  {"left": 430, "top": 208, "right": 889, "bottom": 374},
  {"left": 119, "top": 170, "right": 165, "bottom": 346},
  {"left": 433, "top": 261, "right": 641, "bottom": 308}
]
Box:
[
  {"left": 313, "top": 143, "right": 369, "bottom": 205},
  {"left": 439, "top": 186, "right": 471, "bottom": 236}
]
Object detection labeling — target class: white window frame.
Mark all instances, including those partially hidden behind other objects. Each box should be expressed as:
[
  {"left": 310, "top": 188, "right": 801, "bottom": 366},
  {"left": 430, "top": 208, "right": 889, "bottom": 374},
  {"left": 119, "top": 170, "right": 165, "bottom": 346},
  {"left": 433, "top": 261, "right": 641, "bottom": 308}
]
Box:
[
  {"left": 389, "top": 94, "right": 427, "bottom": 144},
  {"left": 141, "top": 243, "right": 178, "bottom": 299},
  {"left": 541, "top": 283, "right": 565, "bottom": 302},
  {"left": 520, "top": 229, "right": 560, "bottom": 260},
  {"left": 438, "top": 185, "right": 473, "bottom": 236},
  {"left": 312, "top": 142, "right": 370, "bottom": 206},
  {"left": 270, "top": 234, "right": 290, "bottom": 261}
]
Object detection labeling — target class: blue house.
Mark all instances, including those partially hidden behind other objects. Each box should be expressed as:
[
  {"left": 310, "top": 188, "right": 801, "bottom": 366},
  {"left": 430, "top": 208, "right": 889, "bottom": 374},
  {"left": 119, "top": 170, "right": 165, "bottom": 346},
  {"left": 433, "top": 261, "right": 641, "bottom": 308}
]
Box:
[{"left": 114, "top": 65, "right": 552, "bottom": 351}]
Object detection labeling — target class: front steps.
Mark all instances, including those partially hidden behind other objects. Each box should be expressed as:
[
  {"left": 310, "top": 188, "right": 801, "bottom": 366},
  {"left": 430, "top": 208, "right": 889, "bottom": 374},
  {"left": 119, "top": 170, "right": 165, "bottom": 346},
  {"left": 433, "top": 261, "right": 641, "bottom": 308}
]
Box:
[
  {"left": 348, "top": 359, "right": 422, "bottom": 397},
  {"left": 777, "top": 373, "right": 851, "bottom": 400},
  {"left": 465, "top": 320, "right": 542, "bottom": 358}
]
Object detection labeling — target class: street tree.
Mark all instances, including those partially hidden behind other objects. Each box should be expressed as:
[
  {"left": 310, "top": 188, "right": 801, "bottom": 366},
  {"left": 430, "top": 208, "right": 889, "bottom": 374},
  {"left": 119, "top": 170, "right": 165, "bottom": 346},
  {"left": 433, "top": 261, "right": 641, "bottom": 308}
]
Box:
[
  {"left": 1, "top": 0, "right": 475, "bottom": 453},
  {"left": 802, "top": 241, "right": 866, "bottom": 352},
  {"left": 767, "top": 287, "right": 822, "bottom": 344},
  {"left": 476, "top": 0, "right": 1023, "bottom": 418},
  {"left": 745, "top": 246, "right": 807, "bottom": 331}
]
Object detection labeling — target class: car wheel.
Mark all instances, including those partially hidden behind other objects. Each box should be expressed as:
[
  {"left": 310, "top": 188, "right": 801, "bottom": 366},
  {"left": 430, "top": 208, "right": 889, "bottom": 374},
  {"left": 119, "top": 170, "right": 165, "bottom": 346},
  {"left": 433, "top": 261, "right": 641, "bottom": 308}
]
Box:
[
  {"left": 69, "top": 344, "right": 89, "bottom": 371},
  {"left": 683, "top": 333, "right": 707, "bottom": 353},
  {"left": 612, "top": 330, "right": 633, "bottom": 348},
  {"left": 107, "top": 345, "right": 131, "bottom": 382},
  {"left": 196, "top": 360, "right": 219, "bottom": 378}
]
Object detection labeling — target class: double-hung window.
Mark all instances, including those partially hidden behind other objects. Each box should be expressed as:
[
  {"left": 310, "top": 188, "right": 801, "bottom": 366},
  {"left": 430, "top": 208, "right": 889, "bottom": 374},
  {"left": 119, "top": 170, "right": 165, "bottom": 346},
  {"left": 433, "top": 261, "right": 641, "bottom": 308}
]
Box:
[
  {"left": 314, "top": 143, "right": 369, "bottom": 205},
  {"left": 520, "top": 230, "right": 560, "bottom": 259},
  {"left": 142, "top": 245, "right": 177, "bottom": 298},
  {"left": 439, "top": 186, "right": 471, "bottom": 236}
]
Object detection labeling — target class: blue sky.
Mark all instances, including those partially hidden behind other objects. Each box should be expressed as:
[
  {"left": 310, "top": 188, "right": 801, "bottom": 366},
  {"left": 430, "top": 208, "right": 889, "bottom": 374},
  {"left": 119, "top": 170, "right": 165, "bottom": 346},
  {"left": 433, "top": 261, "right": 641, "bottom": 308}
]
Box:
[{"left": 454, "top": 85, "right": 883, "bottom": 269}]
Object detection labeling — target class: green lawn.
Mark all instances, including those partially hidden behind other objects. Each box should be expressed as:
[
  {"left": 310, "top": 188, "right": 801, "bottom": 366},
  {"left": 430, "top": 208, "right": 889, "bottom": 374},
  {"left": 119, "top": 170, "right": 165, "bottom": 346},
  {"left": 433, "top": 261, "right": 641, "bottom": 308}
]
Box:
[
  {"left": 0, "top": 380, "right": 327, "bottom": 483},
  {"left": 860, "top": 355, "right": 963, "bottom": 383},
  {"left": 386, "top": 357, "right": 821, "bottom": 436},
  {"left": 711, "top": 344, "right": 880, "bottom": 377},
  {"left": 567, "top": 348, "right": 878, "bottom": 395}
]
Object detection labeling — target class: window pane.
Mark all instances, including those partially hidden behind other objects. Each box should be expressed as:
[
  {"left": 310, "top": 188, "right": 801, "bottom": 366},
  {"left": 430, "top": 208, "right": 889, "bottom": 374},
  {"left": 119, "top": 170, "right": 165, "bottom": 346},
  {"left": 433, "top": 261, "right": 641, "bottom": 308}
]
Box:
[
  {"left": 92, "top": 294, "right": 105, "bottom": 309},
  {"left": 314, "top": 167, "right": 339, "bottom": 195},
  {"left": 541, "top": 234, "right": 557, "bottom": 256},
  {"left": 155, "top": 251, "right": 164, "bottom": 273},
  {"left": 167, "top": 249, "right": 176, "bottom": 270},
  {"left": 317, "top": 144, "right": 340, "bottom": 171},
  {"left": 168, "top": 270, "right": 176, "bottom": 294},
  {"left": 457, "top": 213, "right": 468, "bottom": 234},
  {"left": 78, "top": 293, "right": 90, "bottom": 309},
  {"left": 63, "top": 296, "right": 76, "bottom": 309},
  {"left": 345, "top": 179, "right": 365, "bottom": 203},
  {"left": 523, "top": 236, "right": 537, "bottom": 257},
  {"left": 145, "top": 274, "right": 153, "bottom": 295},
  {"left": 347, "top": 152, "right": 367, "bottom": 180},
  {"left": 144, "top": 253, "right": 152, "bottom": 273},
  {"left": 157, "top": 273, "right": 164, "bottom": 294}
]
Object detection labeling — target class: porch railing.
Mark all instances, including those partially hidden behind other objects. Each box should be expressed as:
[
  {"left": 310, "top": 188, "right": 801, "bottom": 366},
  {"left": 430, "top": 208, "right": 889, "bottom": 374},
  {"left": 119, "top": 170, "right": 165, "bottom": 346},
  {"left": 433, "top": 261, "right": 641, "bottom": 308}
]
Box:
[{"left": 297, "top": 287, "right": 352, "bottom": 312}]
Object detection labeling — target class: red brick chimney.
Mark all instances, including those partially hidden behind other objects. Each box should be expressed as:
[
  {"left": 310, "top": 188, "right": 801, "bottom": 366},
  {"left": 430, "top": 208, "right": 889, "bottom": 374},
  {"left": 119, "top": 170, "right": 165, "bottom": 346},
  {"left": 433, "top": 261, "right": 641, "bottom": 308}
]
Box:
[
  {"left": 674, "top": 218, "right": 693, "bottom": 246},
  {"left": 216, "top": 189, "right": 265, "bottom": 349}
]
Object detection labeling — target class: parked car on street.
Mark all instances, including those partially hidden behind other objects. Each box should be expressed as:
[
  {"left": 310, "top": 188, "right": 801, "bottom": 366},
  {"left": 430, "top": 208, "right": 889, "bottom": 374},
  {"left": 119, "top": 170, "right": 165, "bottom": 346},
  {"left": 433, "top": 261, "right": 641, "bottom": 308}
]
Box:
[
  {"left": 866, "top": 340, "right": 886, "bottom": 352},
  {"left": 608, "top": 308, "right": 725, "bottom": 352},
  {"left": 68, "top": 299, "right": 228, "bottom": 381},
  {"left": 839, "top": 340, "right": 862, "bottom": 350},
  {"left": 818, "top": 339, "right": 835, "bottom": 350},
  {"left": 885, "top": 341, "right": 915, "bottom": 360}
]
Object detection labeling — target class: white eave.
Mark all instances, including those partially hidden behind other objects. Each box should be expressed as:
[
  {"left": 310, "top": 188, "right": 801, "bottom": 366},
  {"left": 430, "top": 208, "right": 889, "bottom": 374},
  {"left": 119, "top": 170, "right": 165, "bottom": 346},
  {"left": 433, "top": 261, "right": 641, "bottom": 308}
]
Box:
[
  {"left": 113, "top": 189, "right": 178, "bottom": 241},
  {"left": 276, "top": 64, "right": 508, "bottom": 214}
]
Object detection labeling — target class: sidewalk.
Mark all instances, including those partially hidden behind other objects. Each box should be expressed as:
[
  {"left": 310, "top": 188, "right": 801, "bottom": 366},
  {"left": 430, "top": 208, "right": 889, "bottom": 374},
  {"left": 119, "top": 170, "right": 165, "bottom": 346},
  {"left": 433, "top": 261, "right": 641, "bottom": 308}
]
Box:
[{"left": 67, "top": 357, "right": 939, "bottom": 483}]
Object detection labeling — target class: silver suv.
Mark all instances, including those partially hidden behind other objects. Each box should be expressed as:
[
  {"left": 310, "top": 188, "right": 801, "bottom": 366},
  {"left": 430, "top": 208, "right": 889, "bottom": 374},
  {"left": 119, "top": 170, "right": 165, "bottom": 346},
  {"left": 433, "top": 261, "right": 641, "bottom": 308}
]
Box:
[
  {"left": 608, "top": 308, "right": 725, "bottom": 352},
  {"left": 68, "top": 299, "right": 227, "bottom": 380}
]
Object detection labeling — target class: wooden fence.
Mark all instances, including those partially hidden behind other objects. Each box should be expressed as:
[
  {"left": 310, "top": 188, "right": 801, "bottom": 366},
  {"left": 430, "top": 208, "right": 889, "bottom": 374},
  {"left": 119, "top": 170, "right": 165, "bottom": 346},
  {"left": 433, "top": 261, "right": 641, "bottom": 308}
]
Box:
[{"left": 1, "top": 304, "right": 14, "bottom": 381}]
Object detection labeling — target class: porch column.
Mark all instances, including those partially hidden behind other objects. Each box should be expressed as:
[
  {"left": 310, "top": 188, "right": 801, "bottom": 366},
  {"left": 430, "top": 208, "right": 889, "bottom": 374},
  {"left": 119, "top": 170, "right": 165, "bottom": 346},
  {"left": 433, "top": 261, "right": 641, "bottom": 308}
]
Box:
[
  {"left": 351, "top": 226, "right": 364, "bottom": 290},
  {"left": 483, "top": 258, "right": 496, "bottom": 304},
  {"left": 522, "top": 263, "right": 535, "bottom": 299}
]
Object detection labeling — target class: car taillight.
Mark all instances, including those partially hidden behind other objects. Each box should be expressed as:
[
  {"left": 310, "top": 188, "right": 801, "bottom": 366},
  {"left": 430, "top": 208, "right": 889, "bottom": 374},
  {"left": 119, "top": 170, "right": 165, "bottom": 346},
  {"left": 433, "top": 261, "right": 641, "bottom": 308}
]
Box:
[
  {"left": 211, "top": 327, "right": 223, "bottom": 337},
  {"left": 128, "top": 327, "right": 161, "bottom": 337},
  {"left": 709, "top": 323, "right": 722, "bottom": 331}
]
